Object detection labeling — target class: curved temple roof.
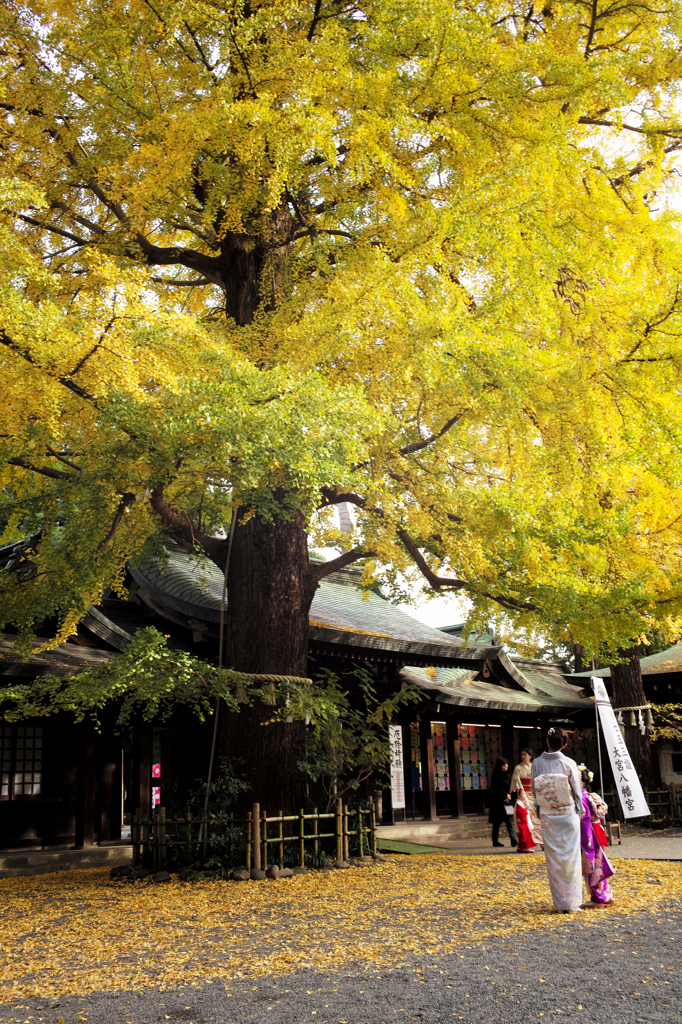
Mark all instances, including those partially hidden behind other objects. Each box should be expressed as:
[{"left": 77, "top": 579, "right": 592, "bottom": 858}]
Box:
[
  {"left": 0, "top": 536, "right": 589, "bottom": 713},
  {"left": 128, "top": 545, "right": 499, "bottom": 664},
  {"left": 127, "top": 545, "right": 589, "bottom": 715},
  {"left": 572, "top": 643, "right": 682, "bottom": 680}
]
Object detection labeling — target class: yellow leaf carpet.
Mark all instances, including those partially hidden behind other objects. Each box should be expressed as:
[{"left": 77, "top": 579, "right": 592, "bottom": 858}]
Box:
[{"left": 0, "top": 856, "right": 680, "bottom": 1001}]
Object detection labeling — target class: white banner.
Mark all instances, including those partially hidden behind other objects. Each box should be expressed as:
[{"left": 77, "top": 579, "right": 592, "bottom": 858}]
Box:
[
  {"left": 388, "top": 724, "right": 405, "bottom": 809},
  {"left": 592, "top": 676, "right": 650, "bottom": 819}
]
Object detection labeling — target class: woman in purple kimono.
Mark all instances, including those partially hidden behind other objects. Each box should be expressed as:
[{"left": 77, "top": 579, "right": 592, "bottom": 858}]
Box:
[{"left": 579, "top": 767, "right": 615, "bottom": 906}]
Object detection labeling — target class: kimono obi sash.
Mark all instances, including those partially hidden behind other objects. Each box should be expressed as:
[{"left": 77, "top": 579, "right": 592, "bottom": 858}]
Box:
[
  {"left": 521, "top": 776, "right": 532, "bottom": 793},
  {"left": 534, "top": 772, "right": 576, "bottom": 816}
]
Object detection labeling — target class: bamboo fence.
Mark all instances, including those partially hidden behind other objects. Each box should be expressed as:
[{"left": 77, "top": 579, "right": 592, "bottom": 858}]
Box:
[{"left": 132, "top": 798, "right": 378, "bottom": 870}]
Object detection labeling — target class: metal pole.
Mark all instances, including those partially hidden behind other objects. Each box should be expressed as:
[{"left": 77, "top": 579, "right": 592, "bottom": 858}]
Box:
[
  {"left": 592, "top": 657, "right": 605, "bottom": 800},
  {"left": 198, "top": 509, "right": 239, "bottom": 844}
]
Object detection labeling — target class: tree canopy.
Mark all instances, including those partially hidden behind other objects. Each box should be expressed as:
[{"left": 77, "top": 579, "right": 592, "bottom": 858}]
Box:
[{"left": 3, "top": 0, "right": 682, "bottom": 661}]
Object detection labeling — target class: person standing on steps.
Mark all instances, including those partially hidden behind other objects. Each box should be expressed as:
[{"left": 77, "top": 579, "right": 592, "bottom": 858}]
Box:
[
  {"left": 531, "top": 727, "right": 583, "bottom": 913},
  {"left": 489, "top": 757, "right": 517, "bottom": 848}
]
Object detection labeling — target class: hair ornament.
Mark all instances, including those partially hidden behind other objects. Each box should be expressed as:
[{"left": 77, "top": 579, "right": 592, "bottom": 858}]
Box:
[
  {"left": 547, "top": 727, "right": 556, "bottom": 736},
  {"left": 577, "top": 763, "right": 594, "bottom": 782}
]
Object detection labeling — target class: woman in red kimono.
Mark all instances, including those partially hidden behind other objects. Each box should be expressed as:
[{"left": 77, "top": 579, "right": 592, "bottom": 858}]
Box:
[{"left": 511, "top": 748, "right": 543, "bottom": 852}]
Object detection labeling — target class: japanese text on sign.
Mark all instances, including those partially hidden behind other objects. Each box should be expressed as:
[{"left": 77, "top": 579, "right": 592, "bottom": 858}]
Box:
[
  {"left": 388, "top": 724, "right": 406, "bottom": 809},
  {"left": 592, "top": 677, "right": 650, "bottom": 818}
]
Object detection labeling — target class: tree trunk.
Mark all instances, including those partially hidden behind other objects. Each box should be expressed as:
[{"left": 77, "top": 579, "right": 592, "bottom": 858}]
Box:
[
  {"left": 610, "top": 646, "right": 657, "bottom": 792},
  {"left": 225, "top": 504, "right": 317, "bottom": 675},
  {"left": 574, "top": 643, "right": 585, "bottom": 673},
  {"left": 219, "top": 503, "right": 318, "bottom": 813}
]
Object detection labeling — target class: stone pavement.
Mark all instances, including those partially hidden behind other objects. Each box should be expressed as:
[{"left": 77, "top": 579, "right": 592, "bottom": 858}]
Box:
[
  {"left": 398, "top": 824, "right": 682, "bottom": 860},
  {"left": 1, "top": 906, "right": 679, "bottom": 1024}
]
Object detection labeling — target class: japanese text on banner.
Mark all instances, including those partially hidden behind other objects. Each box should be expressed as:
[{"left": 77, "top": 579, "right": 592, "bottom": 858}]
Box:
[
  {"left": 592, "top": 677, "right": 650, "bottom": 818},
  {"left": 388, "top": 724, "right": 405, "bottom": 809}
]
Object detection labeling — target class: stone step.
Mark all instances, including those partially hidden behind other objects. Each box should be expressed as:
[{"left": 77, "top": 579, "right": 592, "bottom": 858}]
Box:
[
  {"left": 0, "top": 844, "right": 132, "bottom": 878},
  {"left": 376, "top": 817, "right": 490, "bottom": 842}
]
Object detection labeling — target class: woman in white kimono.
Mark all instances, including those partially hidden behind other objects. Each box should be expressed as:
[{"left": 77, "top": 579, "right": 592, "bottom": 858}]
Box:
[{"left": 531, "top": 727, "right": 583, "bottom": 912}]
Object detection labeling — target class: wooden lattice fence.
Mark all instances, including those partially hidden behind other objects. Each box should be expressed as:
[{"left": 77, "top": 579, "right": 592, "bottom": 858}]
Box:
[{"left": 132, "top": 798, "right": 377, "bottom": 870}]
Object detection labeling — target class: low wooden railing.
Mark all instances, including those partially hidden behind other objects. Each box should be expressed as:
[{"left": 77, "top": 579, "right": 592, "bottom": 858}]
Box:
[{"left": 132, "top": 798, "right": 377, "bottom": 870}]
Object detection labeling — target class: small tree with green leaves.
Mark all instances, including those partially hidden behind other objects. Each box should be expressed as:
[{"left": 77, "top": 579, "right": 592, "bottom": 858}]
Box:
[{"left": 281, "top": 667, "right": 419, "bottom": 813}]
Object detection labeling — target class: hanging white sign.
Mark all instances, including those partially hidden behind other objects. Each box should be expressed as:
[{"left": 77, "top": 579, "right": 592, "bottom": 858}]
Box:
[
  {"left": 592, "top": 677, "right": 650, "bottom": 819},
  {"left": 388, "top": 724, "right": 406, "bottom": 809}
]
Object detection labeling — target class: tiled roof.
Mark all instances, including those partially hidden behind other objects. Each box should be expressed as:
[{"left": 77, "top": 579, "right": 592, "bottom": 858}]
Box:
[
  {"left": 129, "top": 545, "right": 498, "bottom": 664},
  {"left": 571, "top": 642, "right": 682, "bottom": 680},
  {"left": 402, "top": 662, "right": 587, "bottom": 714},
  {"left": 0, "top": 634, "right": 112, "bottom": 677}
]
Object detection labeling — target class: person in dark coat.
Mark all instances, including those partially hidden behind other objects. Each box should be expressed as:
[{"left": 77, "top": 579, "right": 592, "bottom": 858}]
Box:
[{"left": 489, "top": 757, "right": 518, "bottom": 847}]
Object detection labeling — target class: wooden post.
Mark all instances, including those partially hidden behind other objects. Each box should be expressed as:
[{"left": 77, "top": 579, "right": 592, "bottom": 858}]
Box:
[
  {"left": 133, "top": 723, "right": 152, "bottom": 817},
  {"left": 419, "top": 718, "right": 437, "bottom": 821},
  {"left": 142, "top": 812, "right": 149, "bottom": 864},
  {"left": 262, "top": 807, "right": 268, "bottom": 868},
  {"left": 313, "top": 807, "right": 319, "bottom": 856},
  {"left": 299, "top": 808, "right": 305, "bottom": 869},
  {"left": 75, "top": 729, "right": 96, "bottom": 848},
  {"left": 342, "top": 803, "right": 349, "bottom": 862},
  {"left": 184, "top": 804, "right": 192, "bottom": 864},
  {"left": 278, "top": 809, "right": 284, "bottom": 867},
  {"left": 370, "top": 802, "right": 377, "bottom": 858},
  {"left": 159, "top": 807, "right": 166, "bottom": 867},
  {"left": 447, "top": 722, "right": 464, "bottom": 818},
  {"left": 133, "top": 808, "right": 141, "bottom": 865},
  {"left": 246, "top": 811, "right": 252, "bottom": 870},
  {"left": 100, "top": 759, "right": 114, "bottom": 843},
  {"left": 501, "top": 722, "right": 514, "bottom": 772},
  {"left": 252, "top": 803, "right": 261, "bottom": 871},
  {"left": 335, "top": 797, "right": 343, "bottom": 864}
]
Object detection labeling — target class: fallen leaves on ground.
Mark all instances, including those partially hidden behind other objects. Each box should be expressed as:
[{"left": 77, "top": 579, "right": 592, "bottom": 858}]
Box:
[{"left": 0, "top": 856, "right": 680, "bottom": 1001}]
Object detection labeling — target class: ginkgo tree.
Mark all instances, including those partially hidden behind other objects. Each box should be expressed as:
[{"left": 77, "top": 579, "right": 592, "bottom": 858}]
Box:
[{"left": 3, "top": 0, "right": 682, "bottom": 698}]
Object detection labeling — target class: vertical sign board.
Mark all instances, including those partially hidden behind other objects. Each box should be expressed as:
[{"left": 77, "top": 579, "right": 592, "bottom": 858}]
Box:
[
  {"left": 388, "top": 724, "right": 406, "bottom": 809},
  {"left": 592, "top": 677, "right": 650, "bottom": 818}
]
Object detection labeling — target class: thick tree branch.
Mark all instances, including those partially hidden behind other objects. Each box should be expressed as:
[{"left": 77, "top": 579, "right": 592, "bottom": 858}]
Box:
[
  {"left": 319, "top": 488, "right": 367, "bottom": 509},
  {"left": 608, "top": 141, "right": 682, "bottom": 188},
  {"left": 151, "top": 276, "right": 212, "bottom": 287},
  {"left": 7, "top": 456, "right": 75, "bottom": 481},
  {"left": 49, "top": 200, "right": 107, "bottom": 236},
  {"left": 397, "top": 410, "right": 468, "bottom": 457},
  {"left": 17, "top": 212, "right": 88, "bottom": 246},
  {"left": 96, "top": 493, "right": 137, "bottom": 552},
  {"left": 307, "top": 0, "right": 323, "bottom": 40},
  {"left": 149, "top": 484, "right": 228, "bottom": 567},
  {"left": 578, "top": 117, "right": 682, "bottom": 138},
  {"left": 311, "top": 547, "right": 376, "bottom": 582},
  {"left": 0, "top": 330, "right": 99, "bottom": 404},
  {"left": 397, "top": 527, "right": 468, "bottom": 592},
  {"left": 45, "top": 446, "right": 83, "bottom": 472}
]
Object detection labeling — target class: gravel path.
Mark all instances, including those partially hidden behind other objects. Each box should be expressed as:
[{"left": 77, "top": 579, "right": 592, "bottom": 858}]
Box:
[{"left": 1, "top": 906, "right": 680, "bottom": 1024}]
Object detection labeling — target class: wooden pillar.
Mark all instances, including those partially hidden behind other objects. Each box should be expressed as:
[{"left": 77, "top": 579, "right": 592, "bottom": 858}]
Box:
[
  {"left": 447, "top": 721, "right": 463, "bottom": 818},
  {"left": 75, "top": 729, "right": 96, "bottom": 848},
  {"left": 100, "top": 740, "right": 122, "bottom": 843},
  {"left": 501, "top": 722, "right": 514, "bottom": 771},
  {"left": 100, "top": 760, "right": 113, "bottom": 842},
  {"left": 132, "top": 723, "right": 152, "bottom": 817},
  {"left": 419, "top": 718, "right": 437, "bottom": 821}
]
